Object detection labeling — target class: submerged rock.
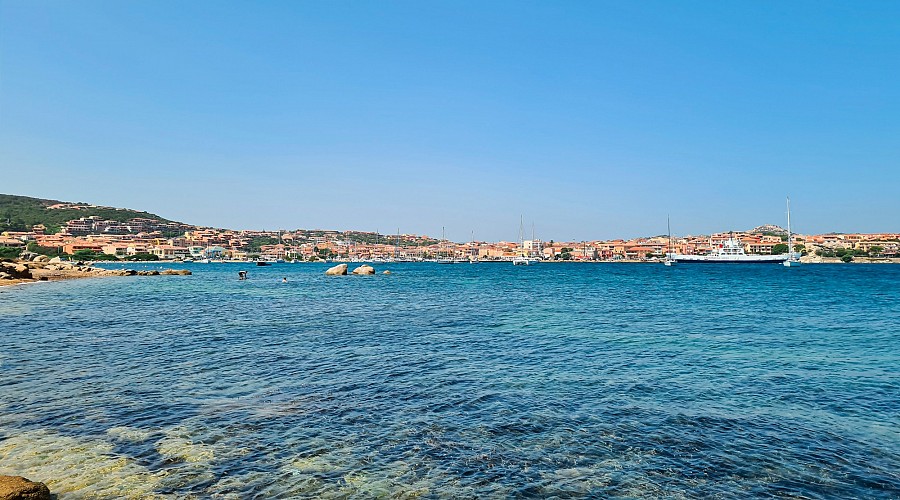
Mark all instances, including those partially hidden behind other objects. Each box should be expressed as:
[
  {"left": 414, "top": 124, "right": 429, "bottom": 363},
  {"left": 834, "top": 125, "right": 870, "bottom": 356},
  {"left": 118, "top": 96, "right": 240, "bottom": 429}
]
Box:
[
  {"left": 325, "top": 264, "right": 348, "bottom": 276},
  {"left": 0, "top": 475, "right": 51, "bottom": 500},
  {"left": 160, "top": 269, "right": 192, "bottom": 275},
  {"left": 351, "top": 265, "right": 375, "bottom": 275}
]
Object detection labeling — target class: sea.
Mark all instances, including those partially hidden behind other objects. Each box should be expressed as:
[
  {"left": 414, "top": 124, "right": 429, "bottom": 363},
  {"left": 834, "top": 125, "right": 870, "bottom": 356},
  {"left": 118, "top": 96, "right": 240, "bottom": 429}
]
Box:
[{"left": 1, "top": 262, "right": 898, "bottom": 498}]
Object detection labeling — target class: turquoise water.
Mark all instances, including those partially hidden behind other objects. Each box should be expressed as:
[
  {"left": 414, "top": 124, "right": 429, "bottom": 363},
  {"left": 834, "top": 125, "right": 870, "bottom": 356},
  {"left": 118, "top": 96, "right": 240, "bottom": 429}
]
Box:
[{"left": 1, "top": 262, "right": 898, "bottom": 498}]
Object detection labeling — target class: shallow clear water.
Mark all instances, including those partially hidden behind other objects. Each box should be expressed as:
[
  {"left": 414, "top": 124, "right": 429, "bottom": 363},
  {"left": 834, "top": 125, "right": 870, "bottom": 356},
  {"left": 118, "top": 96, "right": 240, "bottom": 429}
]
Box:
[{"left": 1, "top": 262, "right": 899, "bottom": 498}]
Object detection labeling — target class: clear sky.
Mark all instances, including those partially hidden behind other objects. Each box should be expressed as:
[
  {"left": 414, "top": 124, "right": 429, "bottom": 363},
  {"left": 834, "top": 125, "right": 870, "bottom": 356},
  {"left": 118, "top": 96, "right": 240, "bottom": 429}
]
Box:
[{"left": 2, "top": 1, "right": 898, "bottom": 241}]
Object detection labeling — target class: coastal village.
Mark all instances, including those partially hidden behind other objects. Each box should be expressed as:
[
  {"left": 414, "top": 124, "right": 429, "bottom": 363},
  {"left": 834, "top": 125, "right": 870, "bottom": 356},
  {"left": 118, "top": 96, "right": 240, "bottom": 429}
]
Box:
[{"left": 1, "top": 202, "right": 898, "bottom": 263}]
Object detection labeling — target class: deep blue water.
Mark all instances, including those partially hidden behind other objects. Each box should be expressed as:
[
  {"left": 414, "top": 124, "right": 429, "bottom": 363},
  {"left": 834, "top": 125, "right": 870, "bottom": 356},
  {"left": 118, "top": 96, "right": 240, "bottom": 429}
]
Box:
[{"left": 1, "top": 262, "right": 899, "bottom": 498}]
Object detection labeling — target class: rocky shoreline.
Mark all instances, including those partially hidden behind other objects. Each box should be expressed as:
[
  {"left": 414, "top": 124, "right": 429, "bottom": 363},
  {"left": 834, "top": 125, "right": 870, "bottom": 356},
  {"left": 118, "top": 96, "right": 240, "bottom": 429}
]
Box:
[{"left": 0, "top": 253, "right": 191, "bottom": 287}]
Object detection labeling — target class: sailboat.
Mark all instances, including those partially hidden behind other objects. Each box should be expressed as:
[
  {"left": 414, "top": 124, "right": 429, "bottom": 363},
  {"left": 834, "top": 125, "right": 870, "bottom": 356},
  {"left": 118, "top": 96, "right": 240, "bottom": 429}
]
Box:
[
  {"left": 275, "top": 230, "right": 286, "bottom": 263},
  {"left": 783, "top": 197, "right": 802, "bottom": 267},
  {"left": 664, "top": 216, "right": 676, "bottom": 266},
  {"left": 513, "top": 216, "right": 530, "bottom": 265},
  {"left": 437, "top": 227, "right": 454, "bottom": 264},
  {"left": 528, "top": 222, "right": 541, "bottom": 264}
]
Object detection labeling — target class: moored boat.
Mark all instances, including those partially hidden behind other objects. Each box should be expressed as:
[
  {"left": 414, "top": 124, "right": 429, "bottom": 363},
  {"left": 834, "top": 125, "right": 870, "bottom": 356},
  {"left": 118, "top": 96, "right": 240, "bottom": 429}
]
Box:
[
  {"left": 674, "top": 237, "right": 789, "bottom": 263},
  {"left": 664, "top": 216, "right": 676, "bottom": 267}
]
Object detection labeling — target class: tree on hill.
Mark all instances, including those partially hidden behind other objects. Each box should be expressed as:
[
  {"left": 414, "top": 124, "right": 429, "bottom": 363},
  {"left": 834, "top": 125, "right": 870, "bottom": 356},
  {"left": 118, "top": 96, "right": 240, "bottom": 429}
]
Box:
[
  {"left": 0, "top": 246, "right": 22, "bottom": 259},
  {"left": 26, "top": 242, "right": 62, "bottom": 257},
  {"left": 71, "top": 249, "right": 119, "bottom": 261},
  {"left": 124, "top": 253, "right": 159, "bottom": 261},
  {"left": 771, "top": 243, "right": 789, "bottom": 255}
]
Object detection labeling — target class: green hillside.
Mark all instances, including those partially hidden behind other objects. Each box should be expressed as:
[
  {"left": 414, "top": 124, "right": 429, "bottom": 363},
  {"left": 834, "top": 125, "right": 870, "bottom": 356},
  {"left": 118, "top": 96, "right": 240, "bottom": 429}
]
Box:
[{"left": 0, "top": 194, "right": 173, "bottom": 234}]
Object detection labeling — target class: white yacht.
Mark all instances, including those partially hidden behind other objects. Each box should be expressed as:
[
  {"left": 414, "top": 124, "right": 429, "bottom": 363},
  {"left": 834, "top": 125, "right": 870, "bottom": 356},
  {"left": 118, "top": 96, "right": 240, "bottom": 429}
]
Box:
[{"left": 674, "top": 235, "right": 789, "bottom": 264}]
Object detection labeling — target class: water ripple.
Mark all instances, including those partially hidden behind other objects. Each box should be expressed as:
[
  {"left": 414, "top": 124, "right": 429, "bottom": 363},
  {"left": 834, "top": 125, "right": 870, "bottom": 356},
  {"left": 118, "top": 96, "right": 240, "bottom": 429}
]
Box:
[{"left": 1, "top": 263, "right": 899, "bottom": 497}]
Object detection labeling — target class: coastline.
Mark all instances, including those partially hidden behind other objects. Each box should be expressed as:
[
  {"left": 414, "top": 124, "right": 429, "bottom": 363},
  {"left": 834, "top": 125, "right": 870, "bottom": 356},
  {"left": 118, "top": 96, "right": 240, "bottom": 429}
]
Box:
[
  {"left": 0, "top": 259, "right": 191, "bottom": 288},
  {"left": 4, "top": 256, "right": 897, "bottom": 288}
]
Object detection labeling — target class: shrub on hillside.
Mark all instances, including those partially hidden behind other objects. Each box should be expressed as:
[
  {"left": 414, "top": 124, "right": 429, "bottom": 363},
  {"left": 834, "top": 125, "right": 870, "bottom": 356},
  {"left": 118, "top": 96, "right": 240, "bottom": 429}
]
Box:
[{"left": 0, "top": 246, "right": 23, "bottom": 259}]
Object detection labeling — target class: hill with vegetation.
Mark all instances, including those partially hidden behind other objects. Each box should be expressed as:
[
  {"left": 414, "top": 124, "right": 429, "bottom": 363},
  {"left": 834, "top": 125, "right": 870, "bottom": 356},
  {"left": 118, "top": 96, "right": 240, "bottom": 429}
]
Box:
[{"left": 0, "top": 194, "right": 174, "bottom": 234}]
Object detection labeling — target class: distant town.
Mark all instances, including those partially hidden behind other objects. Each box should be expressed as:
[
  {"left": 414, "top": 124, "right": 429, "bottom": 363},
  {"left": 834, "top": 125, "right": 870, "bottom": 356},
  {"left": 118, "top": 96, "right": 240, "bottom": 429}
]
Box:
[{"left": 1, "top": 200, "right": 897, "bottom": 262}]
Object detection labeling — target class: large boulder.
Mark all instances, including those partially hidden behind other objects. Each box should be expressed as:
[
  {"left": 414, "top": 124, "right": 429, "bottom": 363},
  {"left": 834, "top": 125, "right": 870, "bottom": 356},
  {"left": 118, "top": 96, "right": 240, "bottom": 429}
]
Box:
[
  {"left": 48, "top": 256, "right": 63, "bottom": 263},
  {"left": 17, "top": 251, "right": 37, "bottom": 262},
  {"left": 0, "top": 263, "right": 32, "bottom": 279},
  {"left": 0, "top": 475, "right": 51, "bottom": 500},
  {"left": 351, "top": 265, "right": 376, "bottom": 275},
  {"left": 160, "top": 269, "right": 191, "bottom": 275},
  {"left": 325, "top": 264, "right": 348, "bottom": 276},
  {"left": 33, "top": 255, "right": 50, "bottom": 263}
]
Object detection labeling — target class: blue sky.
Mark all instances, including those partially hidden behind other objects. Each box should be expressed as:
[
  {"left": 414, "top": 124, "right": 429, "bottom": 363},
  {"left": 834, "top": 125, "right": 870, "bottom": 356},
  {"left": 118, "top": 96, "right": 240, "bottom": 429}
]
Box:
[{"left": 2, "top": 1, "right": 898, "bottom": 241}]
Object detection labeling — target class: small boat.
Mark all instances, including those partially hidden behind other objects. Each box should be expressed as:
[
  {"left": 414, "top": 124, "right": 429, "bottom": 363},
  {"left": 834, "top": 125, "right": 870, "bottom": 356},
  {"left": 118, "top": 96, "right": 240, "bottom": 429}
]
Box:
[
  {"left": 512, "top": 256, "right": 530, "bottom": 266},
  {"left": 256, "top": 261, "right": 271, "bottom": 266}
]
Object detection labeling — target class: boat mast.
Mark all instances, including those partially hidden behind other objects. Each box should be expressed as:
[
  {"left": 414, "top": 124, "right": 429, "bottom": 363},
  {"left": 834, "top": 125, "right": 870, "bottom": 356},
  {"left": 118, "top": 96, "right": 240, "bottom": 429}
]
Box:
[
  {"left": 667, "top": 215, "right": 672, "bottom": 258},
  {"left": 786, "top": 197, "right": 792, "bottom": 258},
  {"left": 519, "top": 215, "right": 525, "bottom": 256},
  {"left": 531, "top": 222, "right": 535, "bottom": 258}
]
